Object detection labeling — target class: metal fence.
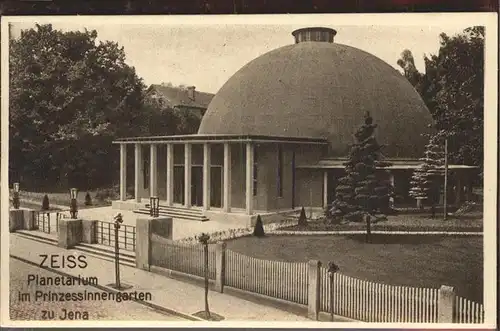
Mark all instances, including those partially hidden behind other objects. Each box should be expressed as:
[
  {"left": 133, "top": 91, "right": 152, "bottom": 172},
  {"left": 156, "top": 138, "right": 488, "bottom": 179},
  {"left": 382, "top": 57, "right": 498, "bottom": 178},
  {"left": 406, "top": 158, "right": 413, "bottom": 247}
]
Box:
[
  {"left": 34, "top": 211, "right": 65, "bottom": 234},
  {"left": 95, "top": 220, "right": 136, "bottom": 252}
]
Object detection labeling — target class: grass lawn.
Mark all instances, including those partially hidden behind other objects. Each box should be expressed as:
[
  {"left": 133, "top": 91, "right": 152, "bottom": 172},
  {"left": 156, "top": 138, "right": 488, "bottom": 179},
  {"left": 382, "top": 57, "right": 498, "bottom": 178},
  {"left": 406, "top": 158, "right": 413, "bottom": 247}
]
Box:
[{"left": 225, "top": 234, "right": 483, "bottom": 303}]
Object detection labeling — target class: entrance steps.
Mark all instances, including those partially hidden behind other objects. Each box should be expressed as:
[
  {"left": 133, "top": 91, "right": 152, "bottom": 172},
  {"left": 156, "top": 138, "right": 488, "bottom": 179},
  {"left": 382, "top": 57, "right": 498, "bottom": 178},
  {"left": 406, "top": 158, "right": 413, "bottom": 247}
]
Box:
[
  {"left": 134, "top": 204, "right": 209, "bottom": 222},
  {"left": 13, "top": 230, "right": 136, "bottom": 268}
]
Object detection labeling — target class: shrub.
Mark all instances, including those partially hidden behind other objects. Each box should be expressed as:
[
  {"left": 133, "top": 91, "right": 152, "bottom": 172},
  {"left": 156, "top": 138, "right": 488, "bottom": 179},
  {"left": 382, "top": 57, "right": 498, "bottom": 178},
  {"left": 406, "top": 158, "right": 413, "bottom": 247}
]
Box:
[
  {"left": 253, "top": 215, "right": 265, "bottom": 237},
  {"left": 41, "top": 194, "right": 50, "bottom": 210},
  {"left": 298, "top": 207, "right": 308, "bottom": 227},
  {"left": 84, "top": 192, "right": 93, "bottom": 206},
  {"left": 344, "top": 211, "right": 365, "bottom": 222},
  {"left": 95, "top": 187, "right": 119, "bottom": 203}
]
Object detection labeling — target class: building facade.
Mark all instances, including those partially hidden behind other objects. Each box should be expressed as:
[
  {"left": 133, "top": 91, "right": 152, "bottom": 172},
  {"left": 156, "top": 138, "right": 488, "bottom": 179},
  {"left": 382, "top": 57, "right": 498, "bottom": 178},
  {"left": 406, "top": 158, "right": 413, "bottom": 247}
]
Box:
[{"left": 112, "top": 27, "right": 475, "bottom": 226}]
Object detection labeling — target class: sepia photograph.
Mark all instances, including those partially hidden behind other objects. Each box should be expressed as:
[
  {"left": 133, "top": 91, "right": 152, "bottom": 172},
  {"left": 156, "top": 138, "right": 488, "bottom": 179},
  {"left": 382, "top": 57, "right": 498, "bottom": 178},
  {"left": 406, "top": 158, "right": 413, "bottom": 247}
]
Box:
[{"left": 1, "top": 13, "right": 497, "bottom": 327}]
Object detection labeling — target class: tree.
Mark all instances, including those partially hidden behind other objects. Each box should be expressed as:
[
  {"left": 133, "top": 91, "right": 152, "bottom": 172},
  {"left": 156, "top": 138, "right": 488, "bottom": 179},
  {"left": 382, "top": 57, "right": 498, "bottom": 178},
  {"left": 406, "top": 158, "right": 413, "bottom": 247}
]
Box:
[
  {"left": 329, "top": 112, "right": 393, "bottom": 222},
  {"left": 197, "top": 233, "right": 211, "bottom": 319},
  {"left": 9, "top": 24, "right": 149, "bottom": 190},
  {"left": 409, "top": 134, "right": 445, "bottom": 218},
  {"left": 253, "top": 215, "right": 265, "bottom": 237},
  {"left": 397, "top": 27, "right": 484, "bottom": 178},
  {"left": 297, "top": 207, "right": 308, "bottom": 227}
]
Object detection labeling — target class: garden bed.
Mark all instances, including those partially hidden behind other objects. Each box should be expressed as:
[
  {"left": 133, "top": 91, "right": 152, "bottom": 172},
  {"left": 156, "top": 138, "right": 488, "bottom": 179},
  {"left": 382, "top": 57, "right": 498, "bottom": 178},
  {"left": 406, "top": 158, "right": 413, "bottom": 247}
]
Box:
[{"left": 282, "top": 213, "right": 483, "bottom": 233}]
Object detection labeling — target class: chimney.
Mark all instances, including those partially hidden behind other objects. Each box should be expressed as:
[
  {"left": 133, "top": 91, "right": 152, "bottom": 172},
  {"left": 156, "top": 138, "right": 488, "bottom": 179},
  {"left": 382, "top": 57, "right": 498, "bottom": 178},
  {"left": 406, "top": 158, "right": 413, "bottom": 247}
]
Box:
[
  {"left": 292, "top": 27, "right": 337, "bottom": 44},
  {"left": 187, "top": 86, "right": 196, "bottom": 101}
]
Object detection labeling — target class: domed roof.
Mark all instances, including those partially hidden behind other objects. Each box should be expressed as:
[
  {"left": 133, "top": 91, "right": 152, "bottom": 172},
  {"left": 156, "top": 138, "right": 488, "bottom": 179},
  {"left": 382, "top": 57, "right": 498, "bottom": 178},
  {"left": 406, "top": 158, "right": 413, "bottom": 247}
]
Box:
[{"left": 198, "top": 29, "right": 433, "bottom": 158}]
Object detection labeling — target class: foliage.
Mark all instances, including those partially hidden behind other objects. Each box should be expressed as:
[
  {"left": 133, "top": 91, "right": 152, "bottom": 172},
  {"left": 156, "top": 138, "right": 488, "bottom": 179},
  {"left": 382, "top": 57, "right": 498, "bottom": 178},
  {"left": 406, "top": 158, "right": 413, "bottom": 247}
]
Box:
[
  {"left": 297, "top": 207, "right": 308, "bottom": 227},
  {"left": 329, "top": 112, "right": 393, "bottom": 222},
  {"left": 397, "top": 26, "right": 484, "bottom": 178},
  {"left": 409, "top": 134, "right": 445, "bottom": 212},
  {"left": 41, "top": 194, "right": 50, "bottom": 210},
  {"left": 84, "top": 192, "right": 93, "bottom": 206},
  {"left": 95, "top": 186, "right": 119, "bottom": 203},
  {"left": 253, "top": 215, "right": 265, "bottom": 237},
  {"left": 9, "top": 24, "right": 149, "bottom": 189}
]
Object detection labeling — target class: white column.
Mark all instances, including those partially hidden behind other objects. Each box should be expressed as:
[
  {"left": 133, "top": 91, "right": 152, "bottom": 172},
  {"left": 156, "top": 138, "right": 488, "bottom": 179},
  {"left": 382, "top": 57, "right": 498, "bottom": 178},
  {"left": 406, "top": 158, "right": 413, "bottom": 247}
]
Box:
[
  {"left": 323, "top": 170, "right": 328, "bottom": 208},
  {"left": 134, "top": 143, "right": 143, "bottom": 203},
  {"left": 245, "top": 143, "right": 254, "bottom": 215},
  {"left": 184, "top": 143, "right": 192, "bottom": 208},
  {"left": 120, "top": 144, "right": 127, "bottom": 201},
  {"left": 149, "top": 144, "right": 158, "bottom": 197},
  {"left": 223, "top": 143, "right": 232, "bottom": 212},
  {"left": 203, "top": 143, "right": 211, "bottom": 211},
  {"left": 166, "top": 144, "right": 174, "bottom": 206}
]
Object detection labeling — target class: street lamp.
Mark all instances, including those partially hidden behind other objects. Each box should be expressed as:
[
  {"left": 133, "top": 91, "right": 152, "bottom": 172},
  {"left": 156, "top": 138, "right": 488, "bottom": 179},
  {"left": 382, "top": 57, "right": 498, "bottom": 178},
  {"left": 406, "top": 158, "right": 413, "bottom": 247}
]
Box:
[
  {"left": 12, "top": 182, "right": 20, "bottom": 209},
  {"left": 113, "top": 213, "right": 124, "bottom": 289},
  {"left": 70, "top": 188, "right": 78, "bottom": 219},
  {"left": 327, "top": 261, "right": 340, "bottom": 322}
]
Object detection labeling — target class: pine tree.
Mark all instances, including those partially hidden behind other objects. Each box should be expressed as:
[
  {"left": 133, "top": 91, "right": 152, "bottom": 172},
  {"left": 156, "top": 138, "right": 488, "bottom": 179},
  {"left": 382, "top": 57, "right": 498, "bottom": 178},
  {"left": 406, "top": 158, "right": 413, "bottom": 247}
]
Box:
[
  {"left": 298, "top": 207, "right": 308, "bottom": 227},
  {"left": 84, "top": 192, "right": 93, "bottom": 206},
  {"left": 330, "top": 112, "right": 393, "bottom": 222},
  {"left": 253, "top": 215, "right": 265, "bottom": 237},
  {"left": 41, "top": 194, "right": 50, "bottom": 211},
  {"left": 409, "top": 134, "right": 445, "bottom": 217}
]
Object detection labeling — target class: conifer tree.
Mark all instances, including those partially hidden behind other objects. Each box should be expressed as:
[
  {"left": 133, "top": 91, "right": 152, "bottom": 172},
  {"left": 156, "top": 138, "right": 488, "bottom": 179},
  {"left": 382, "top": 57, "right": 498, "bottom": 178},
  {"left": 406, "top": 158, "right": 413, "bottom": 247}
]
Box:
[
  {"left": 409, "top": 134, "right": 445, "bottom": 217},
  {"left": 330, "top": 112, "right": 393, "bottom": 222}
]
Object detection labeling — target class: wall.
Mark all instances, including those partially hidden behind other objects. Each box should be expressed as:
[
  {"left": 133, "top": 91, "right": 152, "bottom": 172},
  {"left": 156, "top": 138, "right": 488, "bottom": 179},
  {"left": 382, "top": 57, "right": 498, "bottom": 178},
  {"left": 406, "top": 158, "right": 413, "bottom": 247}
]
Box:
[
  {"left": 295, "top": 168, "right": 323, "bottom": 208},
  {"left": 230, "top": 144, "right": 246, "bottom": 209}
]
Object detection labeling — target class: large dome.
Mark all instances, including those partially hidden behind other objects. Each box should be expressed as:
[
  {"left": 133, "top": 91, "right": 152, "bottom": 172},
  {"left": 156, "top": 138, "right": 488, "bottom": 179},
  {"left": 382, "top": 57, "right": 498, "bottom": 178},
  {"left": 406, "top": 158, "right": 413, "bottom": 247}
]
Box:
[{"left": 198, "top": 28, "right": 433, "bottom": 158}]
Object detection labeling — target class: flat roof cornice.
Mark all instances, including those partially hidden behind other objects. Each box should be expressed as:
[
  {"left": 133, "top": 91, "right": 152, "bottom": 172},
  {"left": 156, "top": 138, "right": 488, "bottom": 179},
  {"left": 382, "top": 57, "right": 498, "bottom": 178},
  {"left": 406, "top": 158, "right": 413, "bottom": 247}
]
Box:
[
  {"left": 113, "top": 134, "right": 328, "bottom": 145},
  {"left": 297, "top": 158, "right": 479, "bottom": 169}
]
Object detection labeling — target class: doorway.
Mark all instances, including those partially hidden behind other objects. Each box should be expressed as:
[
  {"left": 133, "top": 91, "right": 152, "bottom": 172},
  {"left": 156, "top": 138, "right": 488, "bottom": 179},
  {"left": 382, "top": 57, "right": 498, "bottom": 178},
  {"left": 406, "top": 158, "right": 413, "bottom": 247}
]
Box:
[
  {"left": 191, "top": 166, "right": 203, "bottom": 207},
  {"left": 173, "top": 166, "right": 184, "bottom": 205},
  {"left": 210, "top": 166, "right": 222, "bottom": 208}
]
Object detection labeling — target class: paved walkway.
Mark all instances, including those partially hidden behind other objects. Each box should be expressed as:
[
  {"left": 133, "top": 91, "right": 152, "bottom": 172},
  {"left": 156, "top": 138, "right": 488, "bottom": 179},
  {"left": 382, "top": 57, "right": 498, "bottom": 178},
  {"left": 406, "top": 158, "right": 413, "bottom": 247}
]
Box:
[{"left": 10, "top": 234, "right": 308, "bottom": 321}]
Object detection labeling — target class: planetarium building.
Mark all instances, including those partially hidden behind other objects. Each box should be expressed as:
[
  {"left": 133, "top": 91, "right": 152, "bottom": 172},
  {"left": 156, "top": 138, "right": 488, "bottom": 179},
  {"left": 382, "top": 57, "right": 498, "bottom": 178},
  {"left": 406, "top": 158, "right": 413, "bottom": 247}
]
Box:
[{"left": 113, "top": 27, "right": 474, "bottom": 225}]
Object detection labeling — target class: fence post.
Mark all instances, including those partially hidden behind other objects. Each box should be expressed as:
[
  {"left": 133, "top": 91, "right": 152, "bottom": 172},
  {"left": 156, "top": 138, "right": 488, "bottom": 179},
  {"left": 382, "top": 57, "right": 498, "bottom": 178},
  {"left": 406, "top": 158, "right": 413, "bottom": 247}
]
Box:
[
  {"left": 57, "top": 218, "right": 83, "bottom": 249},
  {"left": 135, "top": 217, "right": 152, "bottom": 271},
  {"left": 307, "top": 260, "right": 321, "bottom": 320},
  {"left": 438, "top": 285, "right": 456, "bottom": 323},
  {"left": 81, "top": 220, "right": 97, "bottom": 244},
  {"left": 215, "top": 242, "right": 226, "bottom": 293}
]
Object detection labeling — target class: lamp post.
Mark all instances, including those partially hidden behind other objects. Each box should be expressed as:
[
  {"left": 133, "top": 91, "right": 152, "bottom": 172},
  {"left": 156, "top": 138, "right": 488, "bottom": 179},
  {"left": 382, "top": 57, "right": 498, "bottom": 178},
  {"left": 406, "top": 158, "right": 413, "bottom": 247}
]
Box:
[
  {"left": 70, "top": 188, "right": 78, "bottom": 219},
  {"left": 328, "top": 261, "right": 340, "bottom": 322},
  {"left": 114, "top": 213, "right": 124, "bottom": 289},
  {"left": 198, "top": 233, "right": 211, "bottom": 319},
  {"left": 12, "top": 182, "right": 20, "bottom": 209}
]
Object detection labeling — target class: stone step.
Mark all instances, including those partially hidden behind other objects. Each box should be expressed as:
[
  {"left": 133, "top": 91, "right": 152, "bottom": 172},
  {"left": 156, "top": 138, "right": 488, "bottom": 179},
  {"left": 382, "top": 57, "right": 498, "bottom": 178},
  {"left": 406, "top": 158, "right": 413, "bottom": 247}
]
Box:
[
  {"left": 15, "top": 230, "right": 58, "bottom": 245},
  {"left": 145, "top": 204, "right": 205, "bottom": 215},
  {"left": 134, "top": 208, "right": 209, "bottom": 222},
  {"left": 77, "top": 242, "right": 136, "bottom": 259},
  {"left": 74, "top": 244, "right": 136, "bottom": 268},
  {"left": 13, "top": 231, "right": 136, "bottom": 268}
]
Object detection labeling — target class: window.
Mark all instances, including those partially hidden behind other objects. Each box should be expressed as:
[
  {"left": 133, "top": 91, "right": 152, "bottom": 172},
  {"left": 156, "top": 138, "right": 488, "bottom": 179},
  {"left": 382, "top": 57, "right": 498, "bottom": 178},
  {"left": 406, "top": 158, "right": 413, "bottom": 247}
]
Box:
[
  {"left": 253, "top": 147, "right": 258, "bottom": 196},
  {"left": 277, "top": 145, "right": 283, "bottom": 197}
]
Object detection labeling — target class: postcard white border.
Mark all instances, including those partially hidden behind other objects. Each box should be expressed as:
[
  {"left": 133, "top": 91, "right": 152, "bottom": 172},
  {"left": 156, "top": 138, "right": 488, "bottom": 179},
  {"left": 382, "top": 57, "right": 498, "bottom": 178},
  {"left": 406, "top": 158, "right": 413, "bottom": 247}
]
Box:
[{"left": 1, "top": 13, "right": 497, "bottom": 328}]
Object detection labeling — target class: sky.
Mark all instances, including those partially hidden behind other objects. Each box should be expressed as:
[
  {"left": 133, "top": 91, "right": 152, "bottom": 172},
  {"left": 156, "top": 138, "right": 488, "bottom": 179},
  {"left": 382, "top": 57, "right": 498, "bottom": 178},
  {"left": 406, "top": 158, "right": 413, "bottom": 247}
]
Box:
[{"left": 9, "top": 17, "right": 471, "bottom": 94}]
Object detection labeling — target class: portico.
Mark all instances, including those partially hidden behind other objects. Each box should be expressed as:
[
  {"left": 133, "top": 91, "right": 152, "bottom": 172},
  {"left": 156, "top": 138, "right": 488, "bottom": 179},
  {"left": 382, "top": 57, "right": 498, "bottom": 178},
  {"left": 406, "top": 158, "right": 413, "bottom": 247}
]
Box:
[{"left": 113, "top": 134, "right": 328, "bottom": 223}]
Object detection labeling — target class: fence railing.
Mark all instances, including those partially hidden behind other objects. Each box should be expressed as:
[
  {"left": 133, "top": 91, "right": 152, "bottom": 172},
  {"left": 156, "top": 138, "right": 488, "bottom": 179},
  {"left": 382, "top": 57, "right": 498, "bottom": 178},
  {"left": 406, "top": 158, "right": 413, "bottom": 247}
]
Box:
[
  {"left": 455, "top": 295, "right": 485, "bottom": 324},
  {"left": 319, "top": 267, "right": 439, "bottom": 323},
  {"left": 34, "top": 211, "right": 65, "bottom": 234},
  {"left": 95, "top": 220, "right": 136, "bottom": 252},
  {"left": 151, "top": 237, "right": 216, "bottom": 280},
  {"left": 150, "top": 196, "right": 160, "bottom": 218},
  {"left": 225, "top": 250, "right": 308, "bottom": 305}
]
